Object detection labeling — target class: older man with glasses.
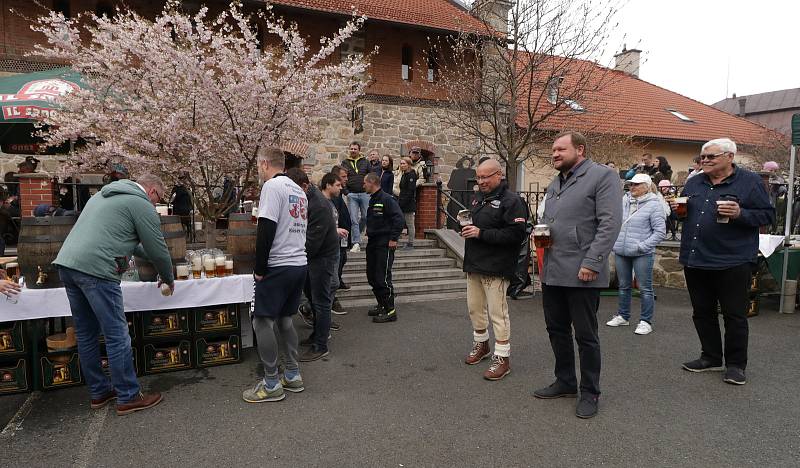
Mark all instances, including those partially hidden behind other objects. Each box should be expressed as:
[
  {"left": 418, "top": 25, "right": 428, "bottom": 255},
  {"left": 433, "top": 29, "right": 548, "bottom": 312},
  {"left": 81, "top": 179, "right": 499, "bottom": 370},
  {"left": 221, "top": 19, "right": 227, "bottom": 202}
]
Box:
[{"left": 670, "top": 138, "right": 774, "bottom": 386}]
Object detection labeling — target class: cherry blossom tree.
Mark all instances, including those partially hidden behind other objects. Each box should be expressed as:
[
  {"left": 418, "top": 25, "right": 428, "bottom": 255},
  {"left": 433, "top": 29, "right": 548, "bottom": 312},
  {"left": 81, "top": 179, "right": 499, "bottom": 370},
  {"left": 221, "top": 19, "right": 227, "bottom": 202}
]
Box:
[{"left": 29, "top": 0, "right": 370, "bottom": 244}]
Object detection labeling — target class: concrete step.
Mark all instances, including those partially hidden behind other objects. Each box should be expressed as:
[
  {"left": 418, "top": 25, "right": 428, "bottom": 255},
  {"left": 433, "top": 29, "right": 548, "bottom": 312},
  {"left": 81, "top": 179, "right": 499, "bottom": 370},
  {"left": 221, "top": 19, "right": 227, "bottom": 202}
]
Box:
[
  {"left": 341, "top": 268, "right": 465, "bottom": 285},
  {"left": 346, "top": 248, "right": 444, "bottom": 261},
  {"left": 339, "top": 290, "right": 468, "bottom": 309},
  {"left": 335, "top": 278, "right": 467, "bottom": 299},
  {"left": 343, "top": 256, "right": 456, "bottom": 272},
  {"left": 353, "top": 238, "right": 437, "bottom": 249}
]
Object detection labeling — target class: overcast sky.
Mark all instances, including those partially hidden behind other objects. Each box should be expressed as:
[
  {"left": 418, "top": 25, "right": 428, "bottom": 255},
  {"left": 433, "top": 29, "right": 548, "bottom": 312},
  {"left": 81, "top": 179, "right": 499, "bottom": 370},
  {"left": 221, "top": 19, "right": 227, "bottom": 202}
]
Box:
[{"left": 604, "top": 0, "right": 799, "bottom": 104}]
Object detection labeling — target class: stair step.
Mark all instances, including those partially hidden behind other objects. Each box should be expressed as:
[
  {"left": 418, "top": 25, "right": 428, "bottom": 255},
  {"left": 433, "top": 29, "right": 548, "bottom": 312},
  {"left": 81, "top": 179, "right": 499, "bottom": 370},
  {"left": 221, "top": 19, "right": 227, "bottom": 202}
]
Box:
[
  {"left": 339, "top": 290, "right": 468, "bottom": 309},
  {"left": 335, "top": 278, "right": 467, "bottom": 299},
  {"left": 343, "top": 257, "right": 456, "bottom": 272},
  {"left": 355, "top": 238, "right": 437, "bottom": 249},
  {"left": 341, "top": 268, "right": 464, "bottom": 285},
  {"left": 346, "top": 248, "right": 444, "bottom": 260}
]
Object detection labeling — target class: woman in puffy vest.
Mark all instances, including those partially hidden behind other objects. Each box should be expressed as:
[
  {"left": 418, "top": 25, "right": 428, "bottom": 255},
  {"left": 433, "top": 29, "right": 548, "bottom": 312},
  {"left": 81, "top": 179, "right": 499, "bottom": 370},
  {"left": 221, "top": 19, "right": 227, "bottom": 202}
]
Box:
[{"left": 606, "top": 173, "right": 666, "bottom": 335}]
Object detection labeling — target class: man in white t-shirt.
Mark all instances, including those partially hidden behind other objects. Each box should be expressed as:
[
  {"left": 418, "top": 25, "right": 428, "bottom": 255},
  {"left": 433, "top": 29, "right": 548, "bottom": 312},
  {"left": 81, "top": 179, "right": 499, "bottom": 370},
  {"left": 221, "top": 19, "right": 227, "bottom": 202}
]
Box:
[{"left": 242, "top": 147, "right": 309, "bottom": 404}]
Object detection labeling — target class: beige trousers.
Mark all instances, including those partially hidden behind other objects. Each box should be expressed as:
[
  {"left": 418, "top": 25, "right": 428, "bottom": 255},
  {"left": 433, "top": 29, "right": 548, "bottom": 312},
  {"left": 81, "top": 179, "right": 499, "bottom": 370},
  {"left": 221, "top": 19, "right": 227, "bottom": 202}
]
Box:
[{"left": 466, "top": 272, "right": 511, "bottom": 341}]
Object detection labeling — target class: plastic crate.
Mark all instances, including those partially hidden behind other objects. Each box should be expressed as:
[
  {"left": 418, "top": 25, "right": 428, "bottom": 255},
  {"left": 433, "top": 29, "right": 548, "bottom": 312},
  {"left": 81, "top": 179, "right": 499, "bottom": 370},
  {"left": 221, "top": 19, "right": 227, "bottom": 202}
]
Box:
[
  {"left": 40, "top": 352, "right": 83, "bottom": 390},
  {"left": 0, "top": 358, "right": 31, "bottom": 394},
  {"left": 99, "top": 344, "right": 140, "bottom": 377},
  {"left": 192, "top": 305, "right": 240, "bottom": 335},
  {"left": 0, "top": 321, "right": 28, "bottom": 357},
  {"left": 142, "top": 340, "right": 192, "bottom": 374},
  {"left": 140, "top": 310, "right": 190, "bottom": 340},
  {"left": 194, "top": 334, "right": 241, "bottom": 368}
]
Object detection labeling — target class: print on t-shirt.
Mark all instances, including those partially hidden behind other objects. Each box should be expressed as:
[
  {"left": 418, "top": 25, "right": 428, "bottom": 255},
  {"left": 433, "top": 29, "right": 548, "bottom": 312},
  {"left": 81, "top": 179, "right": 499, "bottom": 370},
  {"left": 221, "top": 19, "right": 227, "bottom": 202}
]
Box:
[{"left": 258, "top": 176, "right": 308, "bottom": 267}]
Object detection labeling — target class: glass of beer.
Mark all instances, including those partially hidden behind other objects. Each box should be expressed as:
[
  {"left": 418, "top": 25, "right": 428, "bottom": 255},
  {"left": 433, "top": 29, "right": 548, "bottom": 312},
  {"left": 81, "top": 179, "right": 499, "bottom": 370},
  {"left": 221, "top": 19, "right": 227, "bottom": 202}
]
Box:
[
  {"left": 176, "top": 262, "right": 190, "bottom": 281},
  {"left": 251, "top": 205, "right": 259, "bottom": 224},
  {"left": 5, "top": 262, "right": 19, "bottom": 282},
  {"left": 533, "top": 224, "right": 552, "bottom": 248},
  {"left": 214, "top": 255, "right": 226, "bottom": 277},
  {"left": 203, "top": 255, "right": 216, "bottom": 278},
  {"left": 191, "top": 256, "right": 202, "bottom": 279},
  {"left": 674, "top": 197, "right": 688, "bottom": 217},
  {"left": 457, "top": 209, "right": 473, "bottom": 227},
  {"left": 225, "top": 255, "right": 234, "bottom": 277}
]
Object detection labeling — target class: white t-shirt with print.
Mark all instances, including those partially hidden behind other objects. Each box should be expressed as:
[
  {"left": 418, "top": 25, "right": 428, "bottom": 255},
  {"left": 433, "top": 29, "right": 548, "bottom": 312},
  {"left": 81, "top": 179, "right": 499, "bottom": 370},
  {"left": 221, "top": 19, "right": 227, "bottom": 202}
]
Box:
[{"left": 258, "top": 175, "right": 308, "bottom": 267}]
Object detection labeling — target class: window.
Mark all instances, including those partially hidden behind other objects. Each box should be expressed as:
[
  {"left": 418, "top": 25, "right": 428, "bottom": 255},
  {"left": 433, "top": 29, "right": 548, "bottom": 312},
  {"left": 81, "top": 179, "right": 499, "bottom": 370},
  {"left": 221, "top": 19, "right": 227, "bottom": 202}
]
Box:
[
  {"left": 95, "top": 0, "right": 114, "bottom": 18},
  {"left": 401, "top": 45, "right": 413, "bottom": 81},
  {"left": 53, "top": 0, "right": 71, "bottom": 18},
  {"left": 426, "top": 49, "right": 438, "bottom": 82},
  {"left": 667, "top": 109, "right": 694, "bottom": 122}
]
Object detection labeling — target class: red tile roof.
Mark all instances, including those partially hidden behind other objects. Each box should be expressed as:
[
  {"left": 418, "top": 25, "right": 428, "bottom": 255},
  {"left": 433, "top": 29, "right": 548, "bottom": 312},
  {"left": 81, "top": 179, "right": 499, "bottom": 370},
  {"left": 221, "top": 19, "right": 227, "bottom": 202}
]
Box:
[
  {"left": 269, "top": 0, "right": 488, "bottom": 34},
  {"left": 516, "top": 56, "right": 780, "bottom": 147}
]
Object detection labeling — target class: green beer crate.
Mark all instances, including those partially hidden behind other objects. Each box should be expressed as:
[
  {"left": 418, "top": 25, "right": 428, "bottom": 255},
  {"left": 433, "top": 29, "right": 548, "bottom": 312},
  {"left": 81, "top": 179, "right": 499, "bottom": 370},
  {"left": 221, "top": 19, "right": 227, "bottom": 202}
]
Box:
[
  {"left": 142, "top": 340, "right": 192, "bottom": 374},
  {"left": 99, "top": 344, "right": 140, "bottom": 377},
  {"left": 192, "top": 305, "right": 240, "bottom": 335},
  {"left": 0, "top": 321, "right": 28, "bottom": 358},
  {"left": 194, "top": 334, "right": 241, "bottom": 368},
  {"left": 0, "top": 358, "right": 31, "bottom": 395},
  {"left": 140, "top": 310, "right": 191, "bottom": 340},
  {"left": 40, "top": 352, "right": 83, "bottom": 390}
]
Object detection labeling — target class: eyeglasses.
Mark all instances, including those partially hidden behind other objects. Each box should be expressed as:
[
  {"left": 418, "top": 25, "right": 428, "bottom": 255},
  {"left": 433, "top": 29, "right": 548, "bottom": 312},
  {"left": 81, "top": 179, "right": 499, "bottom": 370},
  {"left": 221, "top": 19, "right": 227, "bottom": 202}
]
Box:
[
  {"left": 700, "top": 151, "right": 730, "bottom": 160},
  {"left": 476, "top": 171, "right": 500, "bottom": 181}
]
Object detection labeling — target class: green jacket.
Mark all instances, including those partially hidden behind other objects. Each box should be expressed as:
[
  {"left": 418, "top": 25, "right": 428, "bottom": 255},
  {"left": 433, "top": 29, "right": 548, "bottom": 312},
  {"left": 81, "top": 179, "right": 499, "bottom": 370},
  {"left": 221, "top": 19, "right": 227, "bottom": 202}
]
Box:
[{"left": 54, "top": 180, "right": 175, "bottom": 283}]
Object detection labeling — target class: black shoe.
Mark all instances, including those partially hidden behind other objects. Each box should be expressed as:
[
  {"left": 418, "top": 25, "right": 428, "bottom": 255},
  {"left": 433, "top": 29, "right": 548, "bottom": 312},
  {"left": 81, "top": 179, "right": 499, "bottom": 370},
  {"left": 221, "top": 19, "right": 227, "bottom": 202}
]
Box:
[
  {"left": 332, "top": 298, "right": 347, "bottom": 315},
  {"left": 723, "top": 367, "right": 746, "bottom": 385},
  {"left": 682, "top": 358, "right": 724, "bottom": 373},
  {"left": 368, "top": 305, "right": 383, "bottom": 317},
  {"left": 372, "top": 309, "right": 397, "bottom": 323},
  {"left": 299, "top": 335, "right": 314, "bottom": 347},
  {"left": 299, "top": 347, "right": 330, "bottom": 362},
  {"left": 576, "top": 394, "right": 599, "bottom": 419},
  {"left": 338, "top": 281, "right": 351, "bottom": 290},
  {"left": 533, "top": 381, "right": 578, "bottom": 399},
  {"left": 509, "top": 291, "right": 534, "bottom": 300},
  {"left": 298, "top": 304, "right": 314, "bottom": 328},
  {"left": 330, "top": 320, "right": 341, "bottom": 331}
]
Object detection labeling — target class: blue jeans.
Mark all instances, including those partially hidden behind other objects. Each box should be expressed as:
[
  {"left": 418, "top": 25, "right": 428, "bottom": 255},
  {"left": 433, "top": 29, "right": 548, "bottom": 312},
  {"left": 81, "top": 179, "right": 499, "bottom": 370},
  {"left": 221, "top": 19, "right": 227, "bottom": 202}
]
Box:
[
  {"left": 347, "top": 192, "right": 370, "bottom": 245},
  {"left": 59, "top": 267, "right": 140, "bottom": 403},
  {"left": 615, "top": 253, "right": 655, "bottom": 323},
  {"left": 304, "top": 252, "right": 338, "bottom": 352}
]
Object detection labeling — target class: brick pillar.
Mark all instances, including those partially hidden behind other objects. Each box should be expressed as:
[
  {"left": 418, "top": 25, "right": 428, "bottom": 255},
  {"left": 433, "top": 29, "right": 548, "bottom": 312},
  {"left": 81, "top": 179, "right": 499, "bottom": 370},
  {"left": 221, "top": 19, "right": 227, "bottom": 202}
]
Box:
[
  {"left": 17, "top": 173, "right": 55, "bottom": 217},
  {"left": 415, "top": 183, "right": 441, "bottom": 238}
]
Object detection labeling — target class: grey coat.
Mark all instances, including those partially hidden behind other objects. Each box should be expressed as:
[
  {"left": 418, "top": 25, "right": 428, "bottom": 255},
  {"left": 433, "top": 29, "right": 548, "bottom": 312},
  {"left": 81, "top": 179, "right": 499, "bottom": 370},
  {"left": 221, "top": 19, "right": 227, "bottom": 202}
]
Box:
[{"left": 541, "top": 159, "right": 623, "bottom": 288}]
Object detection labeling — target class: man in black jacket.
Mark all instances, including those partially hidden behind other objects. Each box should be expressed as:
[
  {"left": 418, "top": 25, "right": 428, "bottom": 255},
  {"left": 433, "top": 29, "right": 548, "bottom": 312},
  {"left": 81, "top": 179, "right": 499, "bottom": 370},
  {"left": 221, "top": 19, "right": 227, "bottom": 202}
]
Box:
[
  {"left": 363, "top": 173, "right": 405, "bottom": 323},
  {"left": 461, "top": 159, "right": 528, "bottom": 381},
  {"left": 287, "top": 169, "right": 340, "bottom": 362},
  {"left": 342, "top": 141, "right": 371, "bottom": 252},
  {"left": 331, "top": 165, "right": 352, "bottom": 293}
]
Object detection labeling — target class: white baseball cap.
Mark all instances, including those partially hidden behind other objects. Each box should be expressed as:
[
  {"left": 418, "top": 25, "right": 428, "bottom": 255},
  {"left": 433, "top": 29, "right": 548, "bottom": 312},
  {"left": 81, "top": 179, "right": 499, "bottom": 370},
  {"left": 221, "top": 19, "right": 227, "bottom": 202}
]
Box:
[{"left": 629, "top": 173, "right": 652, "bottom": 185}]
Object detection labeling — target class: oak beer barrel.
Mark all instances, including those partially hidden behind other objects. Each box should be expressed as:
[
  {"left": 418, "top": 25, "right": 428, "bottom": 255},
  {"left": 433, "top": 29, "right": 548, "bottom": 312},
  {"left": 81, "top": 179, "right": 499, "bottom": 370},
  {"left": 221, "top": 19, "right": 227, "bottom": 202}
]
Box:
[
  {"left": 227, "top": 213, "right": 255, "bottom": 274},
  {"left": 17, "top": 216, "right": 78, "bottom": 289},
  {"left": 135, "top": 215, "right": 187, "bottom": 281}
]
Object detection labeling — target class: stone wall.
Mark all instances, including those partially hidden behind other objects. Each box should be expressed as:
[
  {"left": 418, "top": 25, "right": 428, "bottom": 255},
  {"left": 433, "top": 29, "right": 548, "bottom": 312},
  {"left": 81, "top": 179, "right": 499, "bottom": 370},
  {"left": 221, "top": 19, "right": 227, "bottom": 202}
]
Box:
[{"left": 653, "top": 242, "right": 686, "bottom": 289}]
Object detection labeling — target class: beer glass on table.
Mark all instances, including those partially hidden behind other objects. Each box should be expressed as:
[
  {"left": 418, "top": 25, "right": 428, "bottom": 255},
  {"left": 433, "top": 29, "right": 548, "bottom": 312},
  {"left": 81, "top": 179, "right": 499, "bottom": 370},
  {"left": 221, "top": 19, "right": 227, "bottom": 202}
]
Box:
[
  {"left": 224, "top": 255, "right": 234, "bottom": 277},
  {"left": 191, "top": 256, "right": 202, "bottom": 279},
  {"left": 214, "top": 255, "right": 226, "bottom": 277},
  {"left": 176, "top": 262, "right": 190, "bottom": 281},
  {"left": 203, "top": 255, "right": 216, "bottom": 278},
  {"left": 533, "top": 224, "right": 552, "bottom": 248},
  {"left": 3, "top": 262, "right": 21, "bottom": 303}
]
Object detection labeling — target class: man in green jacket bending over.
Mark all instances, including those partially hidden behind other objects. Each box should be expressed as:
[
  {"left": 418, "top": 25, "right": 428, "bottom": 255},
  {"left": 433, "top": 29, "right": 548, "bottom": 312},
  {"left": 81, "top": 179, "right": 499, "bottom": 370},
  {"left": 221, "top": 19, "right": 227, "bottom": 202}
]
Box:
[{"left": 54, "top": 174, "right": 174, "bottom": 416}]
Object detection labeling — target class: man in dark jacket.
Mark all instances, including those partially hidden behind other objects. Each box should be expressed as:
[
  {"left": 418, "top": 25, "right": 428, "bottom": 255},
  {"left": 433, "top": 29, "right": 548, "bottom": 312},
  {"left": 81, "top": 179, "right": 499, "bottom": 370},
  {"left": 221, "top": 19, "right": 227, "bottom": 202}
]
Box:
[
  {"left": 363, "top": 173, "right": 405, "bottom": 323},
  {"left": 342, "top": 141, "right": 371, "bottom": 251},
  {"left": 331, "top": 165, "right": 352, "bottom": 292},
  {"left": 170, "top": 173, "right": 193, "bottom": 241},
  {"left": 287, "top": 169, "right": 339, "bottom": 362},
  {"left": 461, "top": 159, "right": 528, "bottom": 381}
]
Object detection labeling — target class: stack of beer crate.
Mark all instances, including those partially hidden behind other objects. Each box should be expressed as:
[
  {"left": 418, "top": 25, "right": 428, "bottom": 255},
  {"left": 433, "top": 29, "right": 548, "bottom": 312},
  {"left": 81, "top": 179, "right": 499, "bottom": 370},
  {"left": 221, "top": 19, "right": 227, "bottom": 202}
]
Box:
[{"left": 0, "top": 321, "right": 31, "bottom": 395}]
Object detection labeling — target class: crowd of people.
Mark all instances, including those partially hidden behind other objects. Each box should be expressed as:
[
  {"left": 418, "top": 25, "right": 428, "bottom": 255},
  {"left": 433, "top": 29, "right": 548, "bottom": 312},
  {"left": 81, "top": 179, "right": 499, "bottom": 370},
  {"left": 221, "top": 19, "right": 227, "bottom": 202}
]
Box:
[{"left": 1, "top": 133, "right": 774, "bottom": 421}]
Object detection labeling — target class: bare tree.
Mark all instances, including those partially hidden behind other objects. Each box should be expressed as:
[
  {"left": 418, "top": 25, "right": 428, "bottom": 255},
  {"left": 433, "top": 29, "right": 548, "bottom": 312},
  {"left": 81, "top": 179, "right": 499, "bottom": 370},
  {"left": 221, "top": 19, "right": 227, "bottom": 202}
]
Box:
[{"left": 431, "top": 0, "right": 622, "bottom": 189}]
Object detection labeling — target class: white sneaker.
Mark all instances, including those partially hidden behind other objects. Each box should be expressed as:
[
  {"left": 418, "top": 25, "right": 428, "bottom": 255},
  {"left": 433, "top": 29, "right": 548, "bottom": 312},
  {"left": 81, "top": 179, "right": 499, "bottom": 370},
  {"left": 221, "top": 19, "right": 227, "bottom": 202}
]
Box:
[
  {"left": 606, "top": 315, "right": 629, "bottom": 327},
  {"left": 634, "top": 321, "right": 653, "bottom": 335},
  {"left": 350, "top": 243, "right": 360, "bottom": 253}
]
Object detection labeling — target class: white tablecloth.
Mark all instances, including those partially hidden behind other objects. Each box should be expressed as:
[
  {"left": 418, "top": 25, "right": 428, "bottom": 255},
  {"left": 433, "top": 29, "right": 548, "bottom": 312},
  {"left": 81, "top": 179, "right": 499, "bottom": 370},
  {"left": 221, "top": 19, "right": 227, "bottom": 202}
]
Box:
[
  {"left": 1, "top": 275, "right": 255, "bottom": 321},
  {"left": 759, "top": 234, "right": 786, "bottom": 258}
]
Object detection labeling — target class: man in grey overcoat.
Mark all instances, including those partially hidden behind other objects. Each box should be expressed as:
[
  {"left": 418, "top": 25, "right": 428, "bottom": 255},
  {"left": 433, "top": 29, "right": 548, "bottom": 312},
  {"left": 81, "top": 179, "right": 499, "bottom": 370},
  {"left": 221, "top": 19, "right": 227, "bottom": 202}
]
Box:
[{"left": 532, "top": 131, "right": 622, "bottom": 419}]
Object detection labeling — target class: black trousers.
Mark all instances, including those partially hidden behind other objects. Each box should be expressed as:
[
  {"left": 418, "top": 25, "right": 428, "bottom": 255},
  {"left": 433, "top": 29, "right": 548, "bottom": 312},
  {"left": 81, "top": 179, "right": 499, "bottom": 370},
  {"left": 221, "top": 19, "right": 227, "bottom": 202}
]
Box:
[
  {"left": 542, "top": 285, "right": 601, "bottom": 396},
  {"left": 366, "top": 240, "right": 395, "bottom": 309},
  {"left": 338, "top": 247, "right": 348, "bottom": 283},
  {"left": 684, "top": 264, "right": 750, "bottom": 369}
]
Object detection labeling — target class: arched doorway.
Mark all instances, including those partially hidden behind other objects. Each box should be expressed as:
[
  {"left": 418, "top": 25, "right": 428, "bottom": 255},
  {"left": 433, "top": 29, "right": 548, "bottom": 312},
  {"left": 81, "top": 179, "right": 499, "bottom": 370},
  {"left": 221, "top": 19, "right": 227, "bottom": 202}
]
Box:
[{"left": 401, "top": 140, "right": 437, "bottom": 182}]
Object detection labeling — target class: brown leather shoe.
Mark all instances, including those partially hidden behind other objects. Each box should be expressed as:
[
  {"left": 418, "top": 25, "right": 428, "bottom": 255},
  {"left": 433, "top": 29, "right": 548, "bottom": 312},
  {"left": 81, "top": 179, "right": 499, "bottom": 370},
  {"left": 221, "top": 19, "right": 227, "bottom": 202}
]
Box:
[
  {"left": 116, "top": 392, "right": 163, "bottom": 416},
  {"left": 465, "top": 340, "right": 491, "bottom": 365},
  {"left": 90, "top": 390, "right": 117, "bottom": 409},
  {"left": 483, "top": 355, "right": 510, "bottom": 381}
]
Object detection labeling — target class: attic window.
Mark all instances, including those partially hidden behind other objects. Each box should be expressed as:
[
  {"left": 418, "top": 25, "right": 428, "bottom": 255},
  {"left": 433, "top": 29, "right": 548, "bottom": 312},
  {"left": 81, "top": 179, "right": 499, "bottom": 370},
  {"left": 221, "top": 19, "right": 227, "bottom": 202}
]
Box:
[
  {"left": 565, "top": 99, "right": 585, "bottom": 112},
  {"left": 667, "top": 109, "right": 694, "bottom": 122}
]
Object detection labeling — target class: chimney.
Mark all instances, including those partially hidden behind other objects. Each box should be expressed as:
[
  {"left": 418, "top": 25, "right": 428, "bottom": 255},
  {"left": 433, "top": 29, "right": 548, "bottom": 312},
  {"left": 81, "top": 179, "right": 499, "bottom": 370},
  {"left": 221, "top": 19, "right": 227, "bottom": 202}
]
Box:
[
  {"left": 471, "top": 0, "right": 514, "bottom": 36},
  {"left": 614, "top": 46, "right": 641, "bottom": 77},
  {"left": 738, "top": 97, "right": 747, "bottom": 117}
]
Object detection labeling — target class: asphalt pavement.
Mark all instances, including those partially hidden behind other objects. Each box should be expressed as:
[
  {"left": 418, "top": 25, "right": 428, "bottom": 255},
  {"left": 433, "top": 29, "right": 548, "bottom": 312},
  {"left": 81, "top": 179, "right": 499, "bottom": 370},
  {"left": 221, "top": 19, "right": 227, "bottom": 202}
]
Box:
[{"left": 2, "top": 289, "right": 800, "bottom": 467}]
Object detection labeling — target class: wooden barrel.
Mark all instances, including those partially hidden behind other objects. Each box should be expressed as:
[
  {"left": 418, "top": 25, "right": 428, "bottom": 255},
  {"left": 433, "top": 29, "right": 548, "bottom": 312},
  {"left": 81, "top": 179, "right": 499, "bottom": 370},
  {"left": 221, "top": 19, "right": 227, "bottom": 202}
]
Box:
[
  {"left": 17, "top": 216, "right": 78, "bottom": 289},
  {"left": 227, "top": 213, "right": 255, "bottom": 274},
  {"left": 135, "top": 215, "right": 187, "bottom": 281}
]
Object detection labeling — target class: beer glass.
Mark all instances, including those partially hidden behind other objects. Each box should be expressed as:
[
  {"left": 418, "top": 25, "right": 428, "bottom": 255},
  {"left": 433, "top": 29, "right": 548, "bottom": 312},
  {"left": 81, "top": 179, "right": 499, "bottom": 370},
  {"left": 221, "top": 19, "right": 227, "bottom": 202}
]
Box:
[
  {"left": 224, "top": 255, "right": 234, "bottom": 277},
  {"left": 533, "top": 224, "right": 552, "bottom": 248},
  {"left": 674, "top": 197, "right": 688, "bottom": 217},
  {"left": 191, "top": 256, "right": 202, "bottom": 279},
  {"left": 5, "top": 262, "right": 19, "bottom": 282},
  {"left": 457, "top": 209, "right": 473, "bottom": 227},
  {"left": 203, "top": 255, "right": 216, "bottom": 278},
  {"left": 176, "top": 262, "right": 190, "bottom": 281},
  {"left": 214, "top": 256, "right": 226, "bottom": 277},
  {"left": 251, "top": 205, "right": 259, "bottom": 224}
]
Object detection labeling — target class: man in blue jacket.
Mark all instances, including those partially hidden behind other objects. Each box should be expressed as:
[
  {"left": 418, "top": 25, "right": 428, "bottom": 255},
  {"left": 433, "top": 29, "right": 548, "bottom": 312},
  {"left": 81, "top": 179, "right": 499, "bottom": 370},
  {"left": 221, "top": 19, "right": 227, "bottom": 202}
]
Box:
[
  {"left": 363, "top": 173, "right": 405, "bottom": 323},
  {"left": 670, "top": 138, "right": 774, "bottom": 386}
]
